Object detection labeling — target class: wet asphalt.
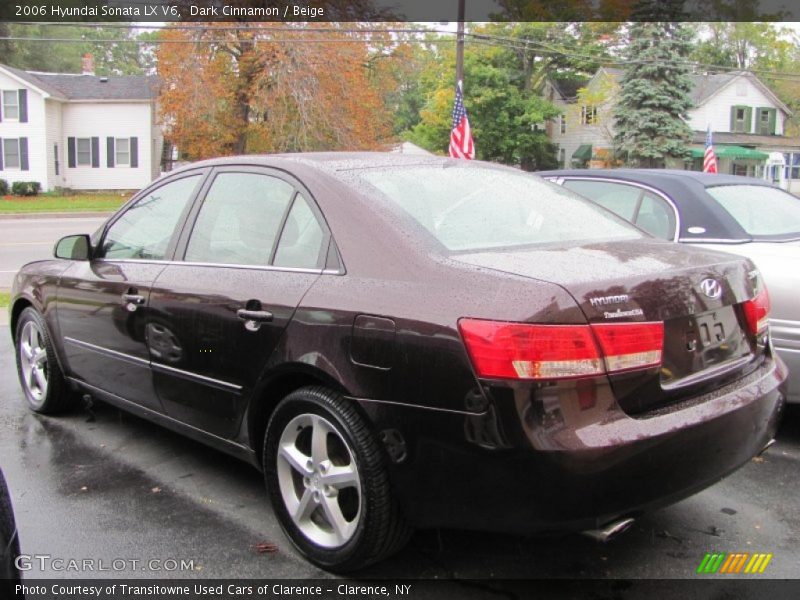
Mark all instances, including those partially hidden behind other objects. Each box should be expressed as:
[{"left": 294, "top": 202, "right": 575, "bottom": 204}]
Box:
[{"left": 1, "top": 325, "right": 798, "bottom": 581}]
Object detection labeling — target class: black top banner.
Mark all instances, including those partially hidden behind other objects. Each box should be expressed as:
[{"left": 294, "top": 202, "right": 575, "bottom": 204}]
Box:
[{"left": 2, "top": 0, "right": 800, "bottom": 22}]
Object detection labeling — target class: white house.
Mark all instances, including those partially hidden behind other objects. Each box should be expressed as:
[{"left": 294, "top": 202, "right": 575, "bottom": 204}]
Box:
[
  {"left": 546, "top": 68, "right": 800, "bottom": 192},
  {"left": 0, "top": 57, "right": 162, "bottom": 192}
]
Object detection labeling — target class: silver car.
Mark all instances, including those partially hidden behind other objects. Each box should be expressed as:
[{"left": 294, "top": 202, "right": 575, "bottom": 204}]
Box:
[{"left": 539, "top": 169, "right": 800, "bottom": 403}]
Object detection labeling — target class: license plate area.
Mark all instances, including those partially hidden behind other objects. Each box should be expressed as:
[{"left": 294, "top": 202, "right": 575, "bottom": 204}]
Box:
[{"left": 661, "top": 306, "right": 751, "bottom": 386}]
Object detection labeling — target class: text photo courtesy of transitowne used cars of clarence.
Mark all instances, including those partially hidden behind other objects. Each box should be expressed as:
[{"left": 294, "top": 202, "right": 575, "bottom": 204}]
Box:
[{"left": 1, "top": 4, "right": 799, "bottom": 598}]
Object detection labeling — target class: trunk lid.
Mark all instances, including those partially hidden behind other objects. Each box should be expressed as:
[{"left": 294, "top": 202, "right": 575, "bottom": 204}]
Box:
[{"left": 454, "top": 238, "right": 764, "bottom": 414}]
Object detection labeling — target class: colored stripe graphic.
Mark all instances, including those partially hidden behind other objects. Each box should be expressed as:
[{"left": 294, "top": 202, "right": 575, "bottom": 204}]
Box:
[{"left": 698, "top": 553, "right": 773, "bottom": 574}]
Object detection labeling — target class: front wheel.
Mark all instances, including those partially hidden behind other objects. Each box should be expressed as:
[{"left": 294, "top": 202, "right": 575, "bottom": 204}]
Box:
[
  {"left": 15, "top": 307, "right": 73, "bottom": 414},
  {"left": 263, "top": 386, "right": 410, "bottom": 572}
]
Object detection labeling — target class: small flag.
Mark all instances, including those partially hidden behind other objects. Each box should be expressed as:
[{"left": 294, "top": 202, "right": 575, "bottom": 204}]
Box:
[
  {"left": 703, "top": 125, "right": 718, "bottom": 173},
  {"left": 449, "top": 81, "right": 474, "bottom": 159}
]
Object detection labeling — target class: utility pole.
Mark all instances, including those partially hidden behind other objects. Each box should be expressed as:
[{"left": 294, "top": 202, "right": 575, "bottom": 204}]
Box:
[{"left": 455, "top": 0, "right": 465, "bottom": 86}]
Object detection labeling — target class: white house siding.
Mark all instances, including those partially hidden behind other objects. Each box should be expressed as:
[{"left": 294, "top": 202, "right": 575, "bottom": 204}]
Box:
[
  {"left": 44, "top": 98, "right": 64, "bottom": 190},
  {"left": 546, "top": 76, "right": 614, "bottom": 166},
  {"left": 0, "top": 71, "right": 48, "bottom": 190},
  {"left": 688, "top": 76, "right": 786, "bottom": 135},
  {"left": 61, "top": 101, "right": 155, "bottom": 190}
]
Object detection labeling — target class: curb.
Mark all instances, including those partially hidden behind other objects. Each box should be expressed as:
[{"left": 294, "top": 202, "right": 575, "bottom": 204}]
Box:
[{"left": 0, "top": 211, "right": 113, "bottom": 219}]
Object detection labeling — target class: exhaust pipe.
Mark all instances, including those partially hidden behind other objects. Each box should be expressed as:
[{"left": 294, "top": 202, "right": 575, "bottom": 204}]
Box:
[
  {"left": 582, "top": 517, "right": 635, "bottom": 543},
  {"left": 758, "top": 438, "right": 776, "bottom": 456}
]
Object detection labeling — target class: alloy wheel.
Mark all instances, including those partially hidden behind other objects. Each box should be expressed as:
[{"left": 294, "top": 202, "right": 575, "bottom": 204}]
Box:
[
  {"left": 18, "top": 321, "right": 49, "bottom": 407},
  {"left": 276, "top": 413, "right": 362, "bottom": 548}
]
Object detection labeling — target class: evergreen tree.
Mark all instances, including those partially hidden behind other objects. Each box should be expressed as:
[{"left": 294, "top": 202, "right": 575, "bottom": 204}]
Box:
[{"left": 613, "top": 8, "right": 694, "bottom": 167}]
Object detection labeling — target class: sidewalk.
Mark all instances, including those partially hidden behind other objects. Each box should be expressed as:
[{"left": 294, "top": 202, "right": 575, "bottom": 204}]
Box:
[{"left": 0, "top": 211, "right": 113, "bottom": 219}]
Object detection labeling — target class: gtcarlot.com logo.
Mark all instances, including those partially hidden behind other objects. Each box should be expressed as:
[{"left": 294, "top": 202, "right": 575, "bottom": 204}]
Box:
[{"left": 697, "top": 552, "right": 773, "bottom": 574}]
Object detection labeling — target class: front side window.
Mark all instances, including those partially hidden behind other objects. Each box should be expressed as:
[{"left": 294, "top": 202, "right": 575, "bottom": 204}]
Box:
[
  {"left": 2, "top": 91, "right": 19, "bottom": 120},
  {"left": 358, "top": 167, "right": 642, "bottom": 252},
  {"left": 77, "top": 138, "right": 92, "bottom": 166},
  {"left": 100, "top": 175, "right": 201, "bottom": 260},
  {"left": 115, "top": 138, "right": 130, "bottom": 165},
  {"left": 2, "top": 138, "right": 20, "bottom": 169},
  {"left": 706, "top": 184, "right": 800, "bottom": 240},
  {"left": 185, "top": 172, "right": 295, "bottom": 266}
]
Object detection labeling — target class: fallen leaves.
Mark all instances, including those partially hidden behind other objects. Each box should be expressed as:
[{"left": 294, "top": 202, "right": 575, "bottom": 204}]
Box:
[{"left": 253, "top": 542, "right": 279, "bottom": 554}]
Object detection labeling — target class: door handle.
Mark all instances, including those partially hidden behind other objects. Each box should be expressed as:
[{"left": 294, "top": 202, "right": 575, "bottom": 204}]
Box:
[
  {"left": 236, "top": 309, "right": 274, "bottom": 323},
  {"left": 122, "top": 292, "right": 145, "bottom": 312}
]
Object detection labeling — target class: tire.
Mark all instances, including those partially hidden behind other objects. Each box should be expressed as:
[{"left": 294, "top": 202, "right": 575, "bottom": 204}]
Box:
[
  {"left": 264, "top": 386, "right": 411, "bottom": 572},
  {"left": 14, "top": 307, "right": 73, "bottom": 414},
  {"left": 0, "top": 469, "right": 21, "bottom": 592}
]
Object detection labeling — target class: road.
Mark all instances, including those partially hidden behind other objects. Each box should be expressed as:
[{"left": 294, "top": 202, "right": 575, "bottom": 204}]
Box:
[
  {"left": 0, "top": 216, "right": 107, "bottom": 289},
  {"left": 1, "top": 331, "right": 798, "bottom": 585}
]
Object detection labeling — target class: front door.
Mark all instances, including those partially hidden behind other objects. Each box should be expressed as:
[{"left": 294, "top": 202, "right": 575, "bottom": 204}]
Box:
[
  {"left": 56, "top": 173, "right": 205, "bottom": 410},
  {"left": 146, "top": 168, "right": 330, "bottom": 438}
]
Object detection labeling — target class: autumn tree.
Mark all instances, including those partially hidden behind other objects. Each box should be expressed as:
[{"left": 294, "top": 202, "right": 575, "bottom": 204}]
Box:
[{"left": 156, "top": 24, "right": 397, "bottom": 160}]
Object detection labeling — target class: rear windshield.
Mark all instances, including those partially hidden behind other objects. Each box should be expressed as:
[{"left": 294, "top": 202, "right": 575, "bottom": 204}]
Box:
[
  {"left": 357, "top": 166, "right": 643, "bottom": 252},
  {"left": 706, "top": 185, "right": 800, "bottom": 240}
]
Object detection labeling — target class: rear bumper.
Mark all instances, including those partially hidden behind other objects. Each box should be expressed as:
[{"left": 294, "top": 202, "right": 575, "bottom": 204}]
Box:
[
  {"left": 771, "top": 318, "right": 800, "bottom": 403},
  {"left": 357, "top": 355, "right": 787, "bottom": 533}
]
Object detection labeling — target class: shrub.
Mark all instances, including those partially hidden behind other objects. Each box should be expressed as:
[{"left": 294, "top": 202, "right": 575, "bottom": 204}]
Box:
[
  {"left": 0, "top": 179, "right": 8, "bottom": 195},
  {"left": 11, "top": 181, "right": 42, "bottom": 196}
]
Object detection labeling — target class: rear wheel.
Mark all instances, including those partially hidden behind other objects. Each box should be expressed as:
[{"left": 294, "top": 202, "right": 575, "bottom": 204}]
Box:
[
  {"left": 263, "top": 386, "right": 410, "bottom": 572},
  {"left": 15, "top": 307, "right": 73, "bottom": 414}
]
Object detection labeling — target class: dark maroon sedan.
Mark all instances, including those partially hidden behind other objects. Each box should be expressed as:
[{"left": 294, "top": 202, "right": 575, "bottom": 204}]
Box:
[{"left": 9, "top": 154, "right": 786, "bottom": 571}]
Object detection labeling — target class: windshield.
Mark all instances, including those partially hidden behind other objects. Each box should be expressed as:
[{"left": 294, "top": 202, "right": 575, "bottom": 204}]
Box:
[
  {"left": 357, "top": 166, "right": 643, "bottom": 252},
  {"left": 706, "top": 185, "right": 800, "bottom": 240}
]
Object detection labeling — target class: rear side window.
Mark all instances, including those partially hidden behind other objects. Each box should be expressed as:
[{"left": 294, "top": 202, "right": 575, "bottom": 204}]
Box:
[
  {"left": 635, "top": 193, "right": 675, "bottom": 240},
  {"left": 273, "top": 194, "right": 326, "bottom": 269},
  {"left": 358, "top": 167, "right": 642, "bottom": 252},
  {"left": 185, "top": 172, "right": 294, "bottom": 265},
  {"left": 706, "top": 184, "right": 800, "bottom": 239},
  {"left": 562, "top": 179, "right": 641, "bottom": 220},
  {"left": 100, "top": 175, "right": 201, "bottom": 260}
]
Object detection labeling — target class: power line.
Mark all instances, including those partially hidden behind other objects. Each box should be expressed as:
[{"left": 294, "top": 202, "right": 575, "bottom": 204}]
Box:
[{"left": 4, "top": 25, "right": 800, "bottom": 80}]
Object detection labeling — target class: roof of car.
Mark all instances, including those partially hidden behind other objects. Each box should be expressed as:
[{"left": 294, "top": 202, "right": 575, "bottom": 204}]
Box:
[
  {"left": 536, "top": 168, "right": 783, "bottom": 241},
  {"left": 537, "top": 168, "right": 776, "bottom": 189}
]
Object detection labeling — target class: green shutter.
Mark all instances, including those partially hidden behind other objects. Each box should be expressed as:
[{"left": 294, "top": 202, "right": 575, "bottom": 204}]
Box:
[
  {"left": 768, "top": 108, "right": 777, "bottom": 135},
  {"left": 730, "top": 106, "right": 737, "bottom": 131},
  {"left": 744, "top": 106, "right": 753, "bottom": 133}
]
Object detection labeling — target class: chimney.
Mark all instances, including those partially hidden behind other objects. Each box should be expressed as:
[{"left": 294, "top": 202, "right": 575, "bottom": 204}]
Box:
[{"left": 81, "top": 53, "right": 95, "bottom": 75}]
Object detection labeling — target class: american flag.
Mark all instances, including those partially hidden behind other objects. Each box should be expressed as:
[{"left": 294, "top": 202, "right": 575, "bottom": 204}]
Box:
[
  {"left": 449, "top": 81, "right": 474, "bottom": 159},
  {"left": 703, "top": 125, "right": 718, "bottom": 173}
]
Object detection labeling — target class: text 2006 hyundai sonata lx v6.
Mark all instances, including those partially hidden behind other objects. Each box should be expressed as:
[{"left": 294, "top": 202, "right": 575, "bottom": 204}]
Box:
[{"left": 10, "top": 154, "right": 786, "bottom": 571}]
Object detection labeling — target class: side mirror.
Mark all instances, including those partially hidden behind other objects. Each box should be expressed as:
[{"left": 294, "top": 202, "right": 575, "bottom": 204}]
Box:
[{"left": 54, "top": 234, "right": 92, "bottom": 261}]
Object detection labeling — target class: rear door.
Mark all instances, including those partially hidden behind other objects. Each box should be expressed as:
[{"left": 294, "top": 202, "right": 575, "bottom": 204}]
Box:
[
  {"left": 56, "top": 172, "right": 206, "bottom": 410},
  {"left": 146, "top": 167, "right": 331, "bottom": 438}
]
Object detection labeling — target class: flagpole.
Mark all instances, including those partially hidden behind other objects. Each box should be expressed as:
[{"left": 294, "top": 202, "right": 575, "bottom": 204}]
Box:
[{"left": 455, "top": 0, "right": 465, "bottom": 87}]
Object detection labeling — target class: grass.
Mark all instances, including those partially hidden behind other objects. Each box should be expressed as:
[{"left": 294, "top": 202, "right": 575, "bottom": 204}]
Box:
[
  {"left": 0, "top": 193, "right": 129, "bottom": 214},
  {"left": 0, "top": 292, "right": 9, "bottom": 309}
]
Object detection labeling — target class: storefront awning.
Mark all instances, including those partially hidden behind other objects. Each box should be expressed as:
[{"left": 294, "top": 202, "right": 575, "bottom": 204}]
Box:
[
  {"left": 572, "top": 144, "right": 593, "bottom": 160},
  {"left": 689, "top": 145, "right": 769, "bottom": 160}
]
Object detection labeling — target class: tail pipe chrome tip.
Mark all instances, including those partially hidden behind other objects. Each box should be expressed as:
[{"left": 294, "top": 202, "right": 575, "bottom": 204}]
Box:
[
  {"left": 582, "top": 517, "right": 635, "bottom": 543},
  {"left": 758, "top": 438, "right": 777, "bottom": 456}
]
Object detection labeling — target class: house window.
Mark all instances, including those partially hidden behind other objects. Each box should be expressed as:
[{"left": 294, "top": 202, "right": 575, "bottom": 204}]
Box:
[
  {"left": 2, "top": 138, "right": 20, "bottom": 169},
  {"left": 756, "top": 108, "right": 776, "bottom": 135},
  {"left": 580, "top": 105, "right": 597, "bottom": 125},
  {"left": 76, "top": 138, "right": 92, "bottom": 166},
  {"left": 560, "top": 114, "right": 567, "bottom": 134},
  {"left": 2, "top": 91, "right": 19, "bottom": 120},
  {"left": 736, "top": 81, "right": 748, "bottom": 96},
  {"left": 732, "top": 107, "right": 751, "bottom": 133},
  {"left": 559, "top": 148, "right": 566, "bottom": 167},
  {"left": 785, "top": 153, "right": 800, "bottom": 179},
  {"left": 54, "top": 144, "right": 59, "bottom": 176},
  {"left": 115, "top": 138, "right": 130, "bottom": 166}
]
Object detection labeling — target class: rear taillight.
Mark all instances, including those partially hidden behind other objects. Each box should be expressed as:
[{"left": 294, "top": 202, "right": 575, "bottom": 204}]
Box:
[
  {"left": 743, "top": 286, "right": 771, "bottom": 335},
  {"left": 458, "top": 318, "right": 663, "bottom": 381}
]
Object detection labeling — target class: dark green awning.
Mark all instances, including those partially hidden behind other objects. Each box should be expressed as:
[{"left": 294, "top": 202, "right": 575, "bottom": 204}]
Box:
[
  {"left": 689, "top": 145, "right": 769, "bottom": 160},
  {"left": 572, "top": 144, "right": 593, "bottom": 160}
]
